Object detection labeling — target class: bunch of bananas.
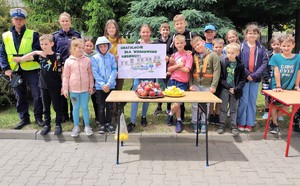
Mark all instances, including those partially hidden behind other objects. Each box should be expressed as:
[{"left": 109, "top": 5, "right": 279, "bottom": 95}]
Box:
[{"left": 163, "top": 86, "right": 185, "bottom": 96}]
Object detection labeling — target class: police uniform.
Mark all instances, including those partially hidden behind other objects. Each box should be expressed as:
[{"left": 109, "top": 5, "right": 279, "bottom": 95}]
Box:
[
  {"left": 0, "top": 8, "right": 43, "bottom": 129},
  {"left": 53, "top": 28, "right": 81, "bottom": 121}
]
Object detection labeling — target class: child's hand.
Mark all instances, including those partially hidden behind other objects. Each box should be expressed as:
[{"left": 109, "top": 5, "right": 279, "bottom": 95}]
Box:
[
  {"left": 35, "top": 51, "right": 47, "bottom": 58},
  {"left": 89, "top": 88, "right": 95, "bottom": 95},
  {"left": 210, "top": 87, "right": 216, "bottom": 93},
  {"left": 247, "top": 75, "right": 253, "bottom": 81},
  {"left": 178, "top": 62, "right": 184, "bottom": 68},
  {"left": 229, "top": 88, "right": 234, "bottom": 94},
  {"left": 12, "top": 57, "right": 21, "bottom": 63},
  {"left": 189, "top": 86, "right": 196, "bottom": 91},
  {"left": 166, "top": 71, "right": 171, "bottom": 76},
  {"left": 165, "top": 56, "right": 169, "bottom": 62},
  {"left": 63, "top": 91, "right": 69, "bottom": 98},
  {"left": 169, "top": 57, "right": 175, "bottom": 64},
  {"left": 273, "top": 87, "right": 283, "bottom": 92},
  {"left": 115, "top": 55, "right": 119, "bottom": 62}
]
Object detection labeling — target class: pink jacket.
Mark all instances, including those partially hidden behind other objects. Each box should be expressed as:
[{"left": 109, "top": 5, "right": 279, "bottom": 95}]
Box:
[{"left": 62, "top": 55, "right": 94, "bottom": 93}]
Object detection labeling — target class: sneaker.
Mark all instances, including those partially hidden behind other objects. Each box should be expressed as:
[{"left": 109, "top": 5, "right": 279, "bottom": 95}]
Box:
[
  {"left": 154, "top": 107, "right": 162, "bottom": 116},
  {"left": 217, "top": 126, "right": 225, "bottom": 134},
  {"left": 141, "top": 116, "right": 148, "bottom": 127},
  {"left": 262, "top": 112, "right": 269, "bottom": 119},
  {"left": 14, "top": 119, "right": 31, "bottom": 130},
  {"left": 175, "top": 120, "right": 183, "bottom": 133},
  {"left": 238, "top": 125, "right": 245, "bottom": 132},
  {"left": 105, "top": 123, "right": 115, "bottom": 134},
  {"left": 244, "top": 126, "right": 253, "bottom": 132},
  {"left": 127, "top": 122, "right": 136, "bottom": 133},
  {"left": 84, "top": 126, "right": 94, "bottom": 136},
  {"left": 54, "top": 125, "right": 62, "bottom": 135},
  {"left": 98, "top": 125, "right": 106, "bottom": 134},
  {"left": 231, "top": 128, "right": 239, "bottom": 136},
  {"left": 35, "top": 119, "right": 45, "bottom": 127},
  {"left": 40, "top": 125, "right": 51, "bottom": 135},
  {"left": 201, "top": 123, "right": 206, "bottom": 134},
  {"left": 71, "top": 126, "right": 80, "bottom": 137},
  {"left": 270, "top": 124, "right": 279, "bottom": 134},
  {"left": 278, "top": 116, "right": 284, "bottom": 121},
  {"left": 166, "top": 109, "right": 171, "bottom": 114},
  {"left": 167, "top": 115, "right": 173, "bottom": 126},
  {"left": 269, "top": 121, "right": 275, "bottom": 130},
  {"left": 192, "top": 123, "right": 199, "bottom": 134}
]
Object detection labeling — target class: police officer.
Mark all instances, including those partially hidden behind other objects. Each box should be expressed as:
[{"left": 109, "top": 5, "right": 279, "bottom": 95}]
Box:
[
  {"left": 53, "top": 12, "right": 81, "bottom": 122},
  {"left": 0, "top": 8, "right": 44, "bottom": 129}
]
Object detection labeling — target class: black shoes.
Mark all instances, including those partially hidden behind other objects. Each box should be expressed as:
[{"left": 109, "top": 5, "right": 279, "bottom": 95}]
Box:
[
  {"left": 127, "top": 122, "right": 136, "bottom": 133},
  {"left": 54, "top": 125, "right": 62, "bottom": 135},
  {"left": 98, "top": 125, "right": 106, "bottom": 134},
  {"left": 14, "top": 119, "right": 31, "bottom": 130},
  {"left": 105, "top": 123, "right": 115, "bottom": 134},
  {"left": 35, "top": 119, "right": 45, "bottom": 127},
  {"left": 40, "top": 126, "right": 51, "bottom": 135},
  {"left": 141, "top": 116, "right": 148, "bottom": 127}
]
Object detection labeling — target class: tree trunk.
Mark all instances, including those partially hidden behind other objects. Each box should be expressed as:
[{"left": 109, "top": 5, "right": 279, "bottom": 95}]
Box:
[{"left": 295, "top": 9, "right": 300, "bottom": 53}]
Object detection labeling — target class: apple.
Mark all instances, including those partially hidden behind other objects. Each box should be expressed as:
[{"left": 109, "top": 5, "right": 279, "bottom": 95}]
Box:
[
  {"left": 137, "top": 88, "right": 144, "bottom": 95},
  {"left": 139, "top": 82, "right": 145, "bottom": 88},
  {"left": 149, "top": 91, "right": 155, "bottom": 97},
  {"left": 144, "top": 85, "right": 151, "bottom": 92},
  {"left": 141, "top": 91, "right": 148, "bottom": 97},
  {"left": 157, "top": 91, "right": 163, "bottom": 96},
  {"left": 154, "top": 82, "right": 160, "bottom": 89}
]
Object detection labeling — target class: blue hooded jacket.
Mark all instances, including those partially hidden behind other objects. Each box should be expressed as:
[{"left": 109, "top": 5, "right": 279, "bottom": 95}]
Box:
[
  {"left": 91, "top": 36, "right": 117, "bottom": 90},
  {"left": 239, "top": 40, "right": 268, "bottom": 82}
]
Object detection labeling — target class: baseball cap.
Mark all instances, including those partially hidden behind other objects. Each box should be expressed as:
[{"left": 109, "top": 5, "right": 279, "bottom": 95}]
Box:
[
  {"left": 10, "top": 8, "right": 27, "bottom": 19},
  {"left": 204, "top": 25, "right": 216, "bottom": 32}
]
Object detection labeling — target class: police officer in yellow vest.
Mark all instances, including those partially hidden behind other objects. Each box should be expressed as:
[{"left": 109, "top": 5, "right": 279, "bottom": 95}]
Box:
[{"left": 0, "top": 8, "right": 44, "bottom": 129}]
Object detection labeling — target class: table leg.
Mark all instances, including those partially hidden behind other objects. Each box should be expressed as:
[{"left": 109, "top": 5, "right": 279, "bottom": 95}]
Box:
[
  {"left": 198, "top": 103, "right": 209, "bottom": 166},
  {"left": 116, "top": 102, "right": 125, "bottom": 165},
  {"left": 196, "top": 103, "right": 200, "bottom": 146},
  {"left": 264, "top": 97, "right": 274, "bottom": 139},
  {"left": 285, "top": 105, "right": 300, "bottom": 157}
]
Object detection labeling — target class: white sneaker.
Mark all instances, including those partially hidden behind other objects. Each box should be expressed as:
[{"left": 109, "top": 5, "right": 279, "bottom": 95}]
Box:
[
  {"left": 262, "top": 112, "right": 268, "bottom": 119},
  {"left": 84, "top": 125, "right": 93, "bottom": 136},
  {"left": 71, "top": 126, "right": 80, "bottom": 137},
  {"left": 278, "top": 116, "right": 284, "bottom": 121}
]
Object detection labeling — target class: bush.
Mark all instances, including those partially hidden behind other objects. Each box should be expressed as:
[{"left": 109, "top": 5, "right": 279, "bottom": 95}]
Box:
[{"left": 0, "top": 72, "right": 15, "bottom": 109}]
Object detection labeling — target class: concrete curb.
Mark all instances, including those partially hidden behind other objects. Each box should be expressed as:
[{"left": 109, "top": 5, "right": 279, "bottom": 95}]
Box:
[{"left": 0, "top": 129, "right": 287, "bottom": 142}]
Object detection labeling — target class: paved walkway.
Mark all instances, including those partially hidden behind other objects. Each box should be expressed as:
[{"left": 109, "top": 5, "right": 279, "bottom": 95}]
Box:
[{"left": 0, "top": 130, "right": 300, "bottom": 185}]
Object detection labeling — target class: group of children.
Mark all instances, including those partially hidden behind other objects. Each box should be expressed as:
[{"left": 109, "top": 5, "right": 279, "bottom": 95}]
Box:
[{"left": 14, "top": 12, "right": 300, "bottom": 137}]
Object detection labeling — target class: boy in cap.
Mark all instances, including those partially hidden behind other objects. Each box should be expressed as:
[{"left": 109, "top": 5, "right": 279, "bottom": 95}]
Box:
[
  {"left": 0, "top": 8, "right": 43, "bottom": 129},
  {"left": 204, "top": 24, "right": 217, "bottom": 50}
]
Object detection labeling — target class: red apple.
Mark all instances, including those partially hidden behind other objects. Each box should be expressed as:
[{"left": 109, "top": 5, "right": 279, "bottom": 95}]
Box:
[
  {"left": 154, "top": 82, "right": 160, "bottom": 89},
  {"left": 141, "top": 91, "right": 148, "bottom": 97},
  {"left": 144, "top": 85, "right": 151, "bottom": 92},
  {"left": 137, "top": 88, "right": 144, "bottom": 95},
  {"left": 149, "top": 91, "right": 155, "bottom": 97}
]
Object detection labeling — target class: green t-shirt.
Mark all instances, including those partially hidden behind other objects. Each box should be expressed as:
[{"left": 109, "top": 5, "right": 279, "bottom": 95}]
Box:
[{"left": 226, "top": 61, "right": 237, "bottom": 87}]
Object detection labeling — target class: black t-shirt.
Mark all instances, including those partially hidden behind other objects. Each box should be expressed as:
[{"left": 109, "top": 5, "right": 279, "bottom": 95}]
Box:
[{"left": 34, "top": 53, "right": 62, "bottom": 89}]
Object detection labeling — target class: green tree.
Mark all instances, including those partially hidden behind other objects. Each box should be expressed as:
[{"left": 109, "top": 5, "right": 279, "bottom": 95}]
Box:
[
  {"left": 0, "top": 0, "right": 11, "bottom": 43},
  {"left": 127, "top": 0, "right": 234, "bottom": 40},
  {"left": 22, "top": 0, "right": 88, "bottom": 34}
]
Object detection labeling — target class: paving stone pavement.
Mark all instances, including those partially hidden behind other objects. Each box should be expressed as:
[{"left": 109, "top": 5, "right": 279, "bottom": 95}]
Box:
[{"left": 0, "top": 131, "right": 300, "bottom": 186}]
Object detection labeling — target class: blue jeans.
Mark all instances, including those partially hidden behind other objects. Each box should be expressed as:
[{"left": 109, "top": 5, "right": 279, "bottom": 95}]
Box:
[
  {"left": 237, "top": 82, "right": 260, "bottom": 126},
  {"left": 130, "top": 79, "right": 153, "bottom": 123},
  {"left": 70, "top": 92, "right": 90, "bottom": 126},
  {"left": 14, "top": 70, "right": 43, "bottom": 121}
]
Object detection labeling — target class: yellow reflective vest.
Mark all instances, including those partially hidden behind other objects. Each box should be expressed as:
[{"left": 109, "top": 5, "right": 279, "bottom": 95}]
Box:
[{"left": 2, "top": 29, "right": 40, "bottom": 71}]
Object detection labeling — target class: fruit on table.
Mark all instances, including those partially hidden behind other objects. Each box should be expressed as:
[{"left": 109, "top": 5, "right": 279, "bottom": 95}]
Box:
[
  {"left": 136, "top": 80, "right": 163, "bottom": 97},
  {"left": 163, "top": 86, "right": 185, "bottom": 96},
  {"left": 114, "top": 133, "right": 129, "bottom": 141}
]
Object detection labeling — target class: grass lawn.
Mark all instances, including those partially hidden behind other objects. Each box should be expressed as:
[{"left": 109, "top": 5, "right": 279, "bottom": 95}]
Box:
[{"left": 0, "top": 80, "right": 290, "bottom": 133}]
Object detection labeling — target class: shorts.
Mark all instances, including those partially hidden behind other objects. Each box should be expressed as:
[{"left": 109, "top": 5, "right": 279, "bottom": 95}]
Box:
[{"left": 168, "top": 79, "right": 188, "bottom": 91}]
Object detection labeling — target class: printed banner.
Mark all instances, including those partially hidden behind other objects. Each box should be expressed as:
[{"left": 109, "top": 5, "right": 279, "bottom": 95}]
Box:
[{"left": 117, "top": 44, "right": 166, "bottom": 79}]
